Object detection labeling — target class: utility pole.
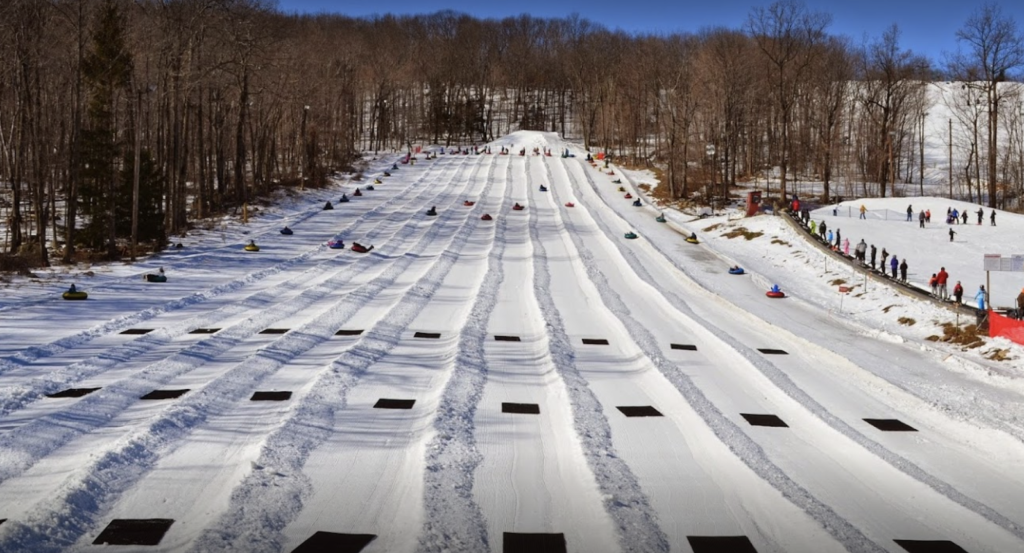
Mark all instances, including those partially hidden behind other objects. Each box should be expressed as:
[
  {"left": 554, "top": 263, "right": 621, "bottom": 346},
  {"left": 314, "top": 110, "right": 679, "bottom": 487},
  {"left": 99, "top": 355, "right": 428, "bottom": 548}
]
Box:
[
  {"left": 949, "top": 118, "right": 953, "bottom": 199},
  {"left": 131, "top": 88, "right": 141, "bottom": 262}
]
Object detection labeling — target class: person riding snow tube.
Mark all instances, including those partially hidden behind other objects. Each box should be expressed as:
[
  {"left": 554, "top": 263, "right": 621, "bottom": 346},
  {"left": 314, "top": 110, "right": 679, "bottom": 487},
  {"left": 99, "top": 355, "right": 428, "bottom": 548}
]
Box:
[
  {"left": 612, "top": 179, "right": 621, "bottom": 184},
  {"left": 145, "top": 268, "right": 167, "bottom": 282},
  {"left": 624, "top": 193, "right": 632, "bottom": 199},
  {"left": 353, "top": 188, "right": 363, "bottom": 196},
  {"left": 383, "top": 171, "right": 391, "bottom": 177},
  {"left": 244, "top": 240, "right": 260, "bottom": 252},
  {"left": 655, "top": 214, "right": 666, "bottom": 223},
  {"left": 539, "top": 185, "right": 548, "bottom": 192},
  {"left": 339, "top": 194, "right": 350, "bottom": 203},
  {"left": 351, "top": 242, "right": 374, "bottom": 253},
  {"left": 365, "top": 185, "right": 375, "bottom": 191},
  {"left": 280, "top": 226, "right": 293, "bottom": 235},
  {"left": 766, "top": 284, "right": 785, "bottom": 298},
  {"left": 481, "top": 213, "right": 493, "bottom": 221},
  {"left": 512, "top": 203, "right": 524, "bottom": 211},
  {"left": 323, "top": 201, "right": 334, "bottom": 210},
  {"left": 464, "top": 200, "right": 475, "bottom": 207},
  {"left": 426, "top": 206, "right": 438, "bottom": 216},
  {"left": 618, "top": 187, "right": 626, "bottom": 192},
  {"left": 632, "top": 199, "right": 642, "bottom": 207},
  {"left": 624, "top": 231, "right": 638, "bottom": 239},
  {"left": 63, "top": 283, "right": 88, "bottom": 300},
  {"left": 328, "top": 240, "right": 345, "bottom": 249},
  {"left": 728, "top": 266, "right": 745, "bottom": 275},
  {"left": 565, "top": 202, "right": 575, "bottom": 208},
  {"left": 373, "top": 178, "right": 382, "bottom": 184},
  {"left": 685, "top": 232, "right": 699, "bottom": 244}
]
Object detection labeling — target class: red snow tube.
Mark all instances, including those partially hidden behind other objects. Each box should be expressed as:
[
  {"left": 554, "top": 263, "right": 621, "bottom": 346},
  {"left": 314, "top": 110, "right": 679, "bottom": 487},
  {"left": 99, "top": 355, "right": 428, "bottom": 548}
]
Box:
[
  {"left": 351, "top": 243, "right": 373, "bottom": 253},
  {"left": 564, "top": 202, "right": 575, "bottom": 208},
  {"left": 766, "top": 291, "right": 786, "bottom": 298},
  {"left": 481, "top": 214, "right": 493, "bottom": 221},
  {"left": 463, "top": 200, "right": 475, "bottom": 206},
  {"left": 512, "top": 204, "right": 524, "bottom": 211},
  {"left": 353, "top": 189, "right": 363, "bottom": 196},
  {"left": 624, "top": 193, "right": 632, "bottom": 199}
]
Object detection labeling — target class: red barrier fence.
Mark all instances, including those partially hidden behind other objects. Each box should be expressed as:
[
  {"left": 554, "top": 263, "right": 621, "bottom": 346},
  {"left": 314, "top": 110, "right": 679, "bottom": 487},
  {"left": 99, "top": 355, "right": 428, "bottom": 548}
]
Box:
[{"left": 988, "top": 309, "right": 1024, "bottom": 345}]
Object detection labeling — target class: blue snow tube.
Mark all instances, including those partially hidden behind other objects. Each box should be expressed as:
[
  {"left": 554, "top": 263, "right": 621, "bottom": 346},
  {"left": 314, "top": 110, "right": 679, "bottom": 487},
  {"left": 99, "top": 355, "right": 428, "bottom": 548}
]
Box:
[{"left": 728, "top": 267, "right": 745, "bottom": 275}]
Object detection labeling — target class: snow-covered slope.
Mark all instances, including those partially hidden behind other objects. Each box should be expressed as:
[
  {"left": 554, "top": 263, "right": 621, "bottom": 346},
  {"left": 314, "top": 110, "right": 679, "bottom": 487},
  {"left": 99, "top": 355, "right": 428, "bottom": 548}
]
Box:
[{"left": 0, "top": 131, "right": 1022, "bottom": 553}]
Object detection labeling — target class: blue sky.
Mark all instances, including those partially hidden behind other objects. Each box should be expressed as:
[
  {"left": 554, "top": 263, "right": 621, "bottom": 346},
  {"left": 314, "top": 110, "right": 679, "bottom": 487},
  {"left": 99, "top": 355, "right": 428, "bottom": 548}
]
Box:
[{"left": 276, "top": 0, "right": 1024, "bottom": 65}]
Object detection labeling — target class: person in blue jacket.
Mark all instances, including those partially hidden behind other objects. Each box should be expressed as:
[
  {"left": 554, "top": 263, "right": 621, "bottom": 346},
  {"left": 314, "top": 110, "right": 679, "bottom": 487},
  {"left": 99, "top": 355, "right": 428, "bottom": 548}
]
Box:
[
  {"left": 771, "top": 284, "right": 781, "bottom": 294},
  {"left": 975, "top": 285, "right": 987, "bottom": 310},
  {"left": 890, "top": 254, "right": 899, "bottom": 278}
]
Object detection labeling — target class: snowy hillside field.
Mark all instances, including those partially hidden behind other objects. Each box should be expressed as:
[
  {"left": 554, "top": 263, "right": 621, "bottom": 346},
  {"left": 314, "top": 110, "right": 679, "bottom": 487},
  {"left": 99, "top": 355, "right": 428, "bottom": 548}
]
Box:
[{"left": 1, "top": 131, "right": 1024, "bottom": 553}]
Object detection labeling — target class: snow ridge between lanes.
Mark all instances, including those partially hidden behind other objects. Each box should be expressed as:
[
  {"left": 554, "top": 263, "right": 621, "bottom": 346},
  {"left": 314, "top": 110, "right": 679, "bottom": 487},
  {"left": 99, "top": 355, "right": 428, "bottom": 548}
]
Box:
[
  {"left": 553, "top": 160, "right": 888, "bottom": 552},
  {"left": 0, "top": 156, "right": 478, "bottom": 552},
  {"left": 567, "top": 162, "right": 1024, "bottom": 544},
  {"left": 182, "top": 155, "right": 500, "bottom": 553},
  {"left": 418, "top": 157, "right": 511, "bottom": 553},
  {"left": 527, "top": 156, "right": 670, "bottom": 553}
]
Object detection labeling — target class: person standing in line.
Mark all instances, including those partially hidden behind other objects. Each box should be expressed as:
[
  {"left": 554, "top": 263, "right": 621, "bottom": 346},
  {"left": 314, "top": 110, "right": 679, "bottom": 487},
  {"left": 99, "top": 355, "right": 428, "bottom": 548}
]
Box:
[
  {"left": 881, "top": 248, "right": 889, "bottom": 272},
  {"left": 870, "top": 244, "right": 877, "bottom": 269},
  {"left": 809, "top": 219, "right": 817, "bottom": 235},
  {"left": 827, "top": 229, "right": 834, "bottom": 246},
  {"left": 819, "top": 220, "right": 827, "bottom": 239},
  {"left": 890, "top": 254, "right": 899, "bottom": 278},
  {"left": 936, "top": 267, "right": 949, "bottom": 300},
  {"left": 906, "top": 204, "right": 913, "bottom": 221},
  {"left": 1016, "top": 286, "right": 1024, "bottom": 319},
  {"left": 919, "top": 210, "right": 926, "bottom": 228},
  {"left": 835, "top": 229, "right": 842, "bottom": 249},
  {"left": 899, "top": 258, "right": 908, "bottom": 282},
  {"left": 975, "top": 285, "right": 987, "bottom": 311},
  {"left": 953, "top": 281, "right": 964, "bottom": 304},
  {"left": 949, "top": 228, "right": 956, "bottom": 242},
  {"left": 842, "top": 237, "right": 850, "bottom": 256},
  {"left": 929, "top": 274, "right": 938, "bottom": 295},
  {"left": 977, "top": 207, "right": 984, "bottom": 225}
]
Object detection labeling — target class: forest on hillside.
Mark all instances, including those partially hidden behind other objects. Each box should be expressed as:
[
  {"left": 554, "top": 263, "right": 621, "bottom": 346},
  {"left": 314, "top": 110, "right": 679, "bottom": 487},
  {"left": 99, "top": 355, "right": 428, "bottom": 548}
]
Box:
[{"left": 1, "top": 0, "right": 1023, "bottom": 268}]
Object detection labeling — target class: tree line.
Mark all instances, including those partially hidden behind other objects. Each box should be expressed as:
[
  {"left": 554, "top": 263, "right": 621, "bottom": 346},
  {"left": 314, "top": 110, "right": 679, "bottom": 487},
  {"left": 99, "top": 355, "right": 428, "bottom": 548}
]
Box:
[{"left": 1, "top": 0, "right": 1022, "bottom": 269}]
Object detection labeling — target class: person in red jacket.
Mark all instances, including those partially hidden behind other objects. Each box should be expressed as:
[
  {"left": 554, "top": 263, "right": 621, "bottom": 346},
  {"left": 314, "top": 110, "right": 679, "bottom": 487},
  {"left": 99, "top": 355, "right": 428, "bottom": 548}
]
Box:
[{"left": 936, "top": 267, "right": 949, "bottom": 300}]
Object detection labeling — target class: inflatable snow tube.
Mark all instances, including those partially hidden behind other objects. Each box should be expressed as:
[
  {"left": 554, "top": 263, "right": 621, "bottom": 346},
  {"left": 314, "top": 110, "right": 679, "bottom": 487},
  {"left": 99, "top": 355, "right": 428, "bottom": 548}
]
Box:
[
  {"left": 373, "top": 179, "right": 382, "bottom": 184},
  {"left": 512, "top": 205, "right": 524, "bottom": 211},
  {"left": 323, "top": 202, "right": 334, "bottom": 210},
  {"left": 244, "top": 244, "right": 260, "bottom": 252},
  {"left": 463, "top": 201, "right": 475, "bottom": 207},
  {"left": 539, "top": 185, "right": 548, "bottom": 192},
  {"left": 765, "top": 291, "right": 785, "bottom": 298},
  {"left": 426, "top": 210, "right": 437, "bottom": 217},
  {"left": 145, "top": 274, "right": 167, "bottom": 283},
  {"left": 624, "top": 193, "right": 633, "bottom": 199},
  {"left": 351, "top": 243, "right": 373, "bottom": 253},
  {"left": 328, "top": 240, "right": 345, "bottom": 249},
  {"left": 63, "top": 291, "right": 88, "bottom": 300},
  {"left": 353, "top": 189, "right": 363, "bottom": 196},
  {"left": 685, "top": 237, "right": 699, "bottom": 244},
  {"left": 728, "top": 267, "right": 745, "bottom": 275},
  {"left": 624, "top": 232, "right": 638, "bottom": 239},
  {"left": 632, "top": 200, "right": 642, "bottom": 207},
  {"left": 618, "top": 187, "right": 625, "bottom": 192},
  {"left": 280, "top": 227, "right": 293, "bottom": 235},
  {"left": 365, "top": 185, "right": 375, "bottom": 191},
  {"left": 565, "top": 202, "right": 575, "bottom": 208},
  {"left": 655, "top": 215, "right": 666, "bottom": 223},
  {"left": 339, "top": 196, "right": 350, "bottom": 203},
  {"left": 481, "top": 214, "right": 493, "bottom": 221}
]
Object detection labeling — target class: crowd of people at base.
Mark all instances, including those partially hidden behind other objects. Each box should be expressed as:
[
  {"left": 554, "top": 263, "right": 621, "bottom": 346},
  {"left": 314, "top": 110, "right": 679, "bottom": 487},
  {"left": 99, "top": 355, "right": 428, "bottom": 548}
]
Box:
[{"left": 791, "top": 206, "right": 993, "bottom": 309}]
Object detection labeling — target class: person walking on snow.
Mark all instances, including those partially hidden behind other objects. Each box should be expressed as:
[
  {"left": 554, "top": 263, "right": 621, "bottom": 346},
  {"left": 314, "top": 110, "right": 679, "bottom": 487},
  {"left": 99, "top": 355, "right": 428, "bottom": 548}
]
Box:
[
  {"left": 975, "top": 285, "right": 987, "bottom": 311},
  {"left": 855, "top": 239, "right": 867, "bottom": 263},
  {"left": 991, "top": 210, "right": 997, "bottom": 226},
  {"left": 953, "top": 281, "right": 964, "bottom": 304},
  {"left": 870, "top": 244, "right": 877, "bottom": 269},
  {"left": 919, "top": 211, "right": 925, "bottom": 228},
  {"left": 962, "top": 210, "right": 969, "bottom": 224},
  {"left": 827, "top": 229, "right": 834, "bottom": 246},
  {"left": 859, "top": 204, "right": 867, "bottom": 219},
  {"left": 899, "top": 258, "right": 908, "bottom": 282},
  {"left": 977, "top": 208, "right": 984, "bottom": 225},
  {"left": 925, "top": 209, "right": 931, "bottom": 222},
  {"left": 842, "top": 238, "right": 850, "bottom": 256},
  {"left": 1016, "top": 287, "right": 1024, "bottom": 319},
  {"left": 809, "top": 220, "right": 817, "bottom": 236},
  {"left": 890, "top": 255, "right": 899, "bottom": 279},
  {"left": 881, "top": 248, "right": 889, "bottom": 272},
  {"left": 929, "top": 274, "right": 938, "bottom": 295},
  {"left": 949, "top": 228, "right": 956, "bottom": 242},
  {"left": 936, "top": 267, "right": 949, "bottom": 300},
  {"left": 906, "top": 204, "right": 913, "bottom": 221},
  {"left": 835, "top": 229, "right": 842, "bottom": 249},
  {"left": 819, "top": 220, "right": 827, "bottom": 239}
]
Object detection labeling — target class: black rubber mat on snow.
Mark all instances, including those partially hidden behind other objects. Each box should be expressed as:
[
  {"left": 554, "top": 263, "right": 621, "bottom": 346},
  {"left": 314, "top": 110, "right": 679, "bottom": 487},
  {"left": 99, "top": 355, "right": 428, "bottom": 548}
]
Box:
[
  {"left": 581, "top": 338, "right": 609, "bottom": 345},
  {"left": 670, "top": 343, "right": 697, "bottom": 350},
  {"left": 140, "top": 389, "right": 190, "bottom": 400},
  {"left": 251, "top": 391, "right": 293, "bottom": 401},
  {"left": 864, "top": 418, "right": 918, "bottom": 432},
  {"left": 757, "top": 348, "right": 788, "bottom": 355},
  {"left": 291, "top": 532, "right": 376, "bottom": 552},
  {"left": 503, "top": 532, "right": 567, "bottom": 553},
  {"left": 188, "top": 328, "right": 220, "bottom": 334},
  {"left": 687, "top": 535, "right": 758, "bottom": 552},
  {"left": 373, "top": 398, "right": 415, "bottom": 409},
  {"left": 494, "top": 335, "right": 522, "bottom": 341},
  {"left": 335, "top": 329, "right": 364, "bottom": 336},
  {"left": 259, "top": 328, "right": 290, "bottom": 334},
  {"left": 502, "top": 402, "right": 541, "bottom": 414},
  {"left": 740, "top": 413, "right": 789, "bottom": 428},
  {"left": 893, "top": 539, "right": 968, "bottom": 553},
  {"left": 92, "top": 519, "right": 175, "bottom": 546},
  {"left": 414, "top": 332, "right": 441, "bottom": 339},
  {"left": 46, "top": 387, "right": 101, "bottom": 398},
  {"left": 120, "top": 328, "right": 154, "bottom": 335},
  {"left": 617, "top": 406, "right": 663, "bottom": 417}
]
